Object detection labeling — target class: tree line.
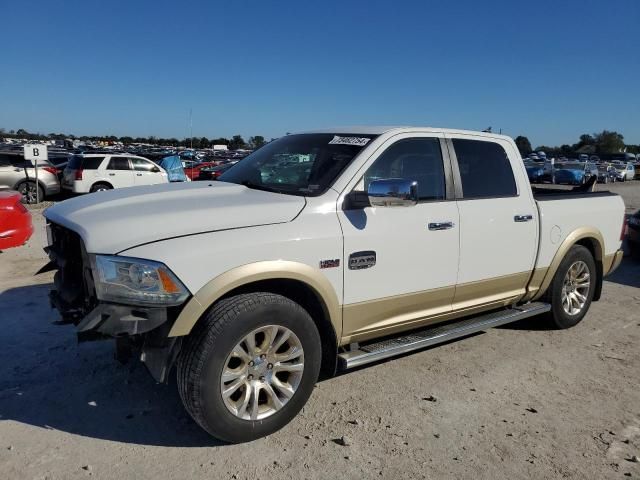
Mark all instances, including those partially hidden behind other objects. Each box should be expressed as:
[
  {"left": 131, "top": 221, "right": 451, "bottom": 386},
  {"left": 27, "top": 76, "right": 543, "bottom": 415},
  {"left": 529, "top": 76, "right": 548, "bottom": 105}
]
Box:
[
  {"left": 2, "top": 127, "right": 638, "bottom": 156},
  {"left": 515, "top": 130, "right": 639, "bottom": 157},
  {"left": 0, "top": 128, "right": 268, "bottom": 150}
]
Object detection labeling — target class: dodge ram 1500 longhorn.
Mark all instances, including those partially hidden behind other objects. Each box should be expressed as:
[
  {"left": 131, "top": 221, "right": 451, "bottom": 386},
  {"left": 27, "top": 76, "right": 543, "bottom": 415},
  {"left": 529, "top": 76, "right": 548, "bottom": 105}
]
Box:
[{"left": 42, "top": 127, "right": 626, "bottom": 442}]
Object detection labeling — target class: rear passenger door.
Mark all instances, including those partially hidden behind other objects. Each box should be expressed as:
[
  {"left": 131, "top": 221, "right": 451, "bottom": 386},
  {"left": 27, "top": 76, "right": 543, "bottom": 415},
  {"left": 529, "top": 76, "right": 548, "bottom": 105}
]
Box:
[
  {"left": 0, "top": 154, "right": 17, "bottom": 190},
  {"left": 105, "top": 157, "right": 135, "bottom": 188},
  {"left": 446, "top": 135, "right": 538, "bottom": 309}
]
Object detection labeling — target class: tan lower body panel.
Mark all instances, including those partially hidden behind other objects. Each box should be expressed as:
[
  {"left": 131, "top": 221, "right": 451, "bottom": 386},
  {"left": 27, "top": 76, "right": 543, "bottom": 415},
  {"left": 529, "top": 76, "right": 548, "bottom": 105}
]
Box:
[
  {"left": 603, "top": 250, "right": 623, "bottom": 276},
  {"left": 342, "top": 272, "right": 530, "bottom": 345}
]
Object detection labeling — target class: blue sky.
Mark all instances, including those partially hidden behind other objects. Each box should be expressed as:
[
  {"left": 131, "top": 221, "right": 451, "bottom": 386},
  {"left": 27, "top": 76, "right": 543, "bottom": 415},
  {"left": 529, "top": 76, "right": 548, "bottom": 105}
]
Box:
[{"left": 1, "top": 0, "right": 638, "bottom": 147}]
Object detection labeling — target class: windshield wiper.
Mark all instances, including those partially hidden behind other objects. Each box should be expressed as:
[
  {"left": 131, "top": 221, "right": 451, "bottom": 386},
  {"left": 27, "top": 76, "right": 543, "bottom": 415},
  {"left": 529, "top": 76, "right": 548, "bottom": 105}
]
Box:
[{"left": 240, "top": 180, "right": 285, "bottom": 194}]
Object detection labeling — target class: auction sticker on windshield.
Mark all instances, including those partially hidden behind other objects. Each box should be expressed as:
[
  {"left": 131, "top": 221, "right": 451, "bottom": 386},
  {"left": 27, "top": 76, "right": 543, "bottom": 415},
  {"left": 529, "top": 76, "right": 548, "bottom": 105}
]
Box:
[{"left": 328, "top": 135, "right": 371, "bottom": 146}]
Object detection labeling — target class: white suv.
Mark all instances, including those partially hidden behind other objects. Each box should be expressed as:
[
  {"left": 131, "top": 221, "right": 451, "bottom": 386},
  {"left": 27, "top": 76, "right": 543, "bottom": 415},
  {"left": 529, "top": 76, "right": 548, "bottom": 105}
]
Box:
[{"left": 62, "top": 154, "right": 168, "bottom": 193}]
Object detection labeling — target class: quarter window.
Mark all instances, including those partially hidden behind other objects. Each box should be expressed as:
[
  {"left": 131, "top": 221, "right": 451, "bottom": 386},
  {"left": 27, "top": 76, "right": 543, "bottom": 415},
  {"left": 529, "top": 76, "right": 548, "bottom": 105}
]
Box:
[
  {"left": 107, "top": 157, "right": 130, "bottom": 170},
  {"left": 358, "top": 138, "right": 446, "bottom": 201},
  {"left": 82, "top": 157, "right": 105, "bottom": 169},
  {"left": 453, "top": 139, "right": 517, "bottom": 198}
]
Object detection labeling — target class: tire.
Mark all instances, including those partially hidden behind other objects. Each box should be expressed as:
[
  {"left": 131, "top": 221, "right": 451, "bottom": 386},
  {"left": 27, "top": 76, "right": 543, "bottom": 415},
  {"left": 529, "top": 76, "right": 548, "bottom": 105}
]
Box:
[
  {"left": 177, "top": 292, "right": 322, "bottom": 443},
  {"left": 90, "top": 182, "right": 112, "bottom": 193},
  {"left": 544, "top": 245, "right": 596, "bottom": 329},
  {"left": 17, "top": 181, "right": 44, "bottom": 204}
]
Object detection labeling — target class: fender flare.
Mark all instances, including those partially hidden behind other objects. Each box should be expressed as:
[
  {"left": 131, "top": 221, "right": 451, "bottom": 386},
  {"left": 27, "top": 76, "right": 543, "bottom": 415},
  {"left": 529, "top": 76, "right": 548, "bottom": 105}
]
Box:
[
  {"left": 531, "top": 227, "right": 604, "bottom": 301},
  {"left": 168, "top": 260, "right": 342, "bottom": 339}
]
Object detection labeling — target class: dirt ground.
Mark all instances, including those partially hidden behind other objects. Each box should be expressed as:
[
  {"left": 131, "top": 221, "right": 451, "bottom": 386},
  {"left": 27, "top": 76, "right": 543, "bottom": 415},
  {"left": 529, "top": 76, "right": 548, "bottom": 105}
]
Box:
[{"left": 1, "top": 182, "right": 639, "bottom": 480}]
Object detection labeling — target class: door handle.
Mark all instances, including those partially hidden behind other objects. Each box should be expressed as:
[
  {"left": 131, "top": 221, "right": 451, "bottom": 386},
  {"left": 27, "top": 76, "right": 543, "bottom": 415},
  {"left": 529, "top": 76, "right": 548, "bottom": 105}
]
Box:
[
  {"left": 428, "top": 221, "right": 455, "bottom": 231},
  {"left": 108, "top": 173, "right": 116, "bottom": 176},
  {"left": 136, "top": 173, "right": 142, "bottom": 176},
  {"left": 514, "top": 214, "right": 533, "bottom": 222}
]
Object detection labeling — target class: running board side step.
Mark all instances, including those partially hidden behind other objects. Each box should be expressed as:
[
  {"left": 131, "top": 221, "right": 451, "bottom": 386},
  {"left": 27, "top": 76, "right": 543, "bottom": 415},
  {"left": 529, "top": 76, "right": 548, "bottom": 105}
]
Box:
[{"left": 338, "top": 302, "right": 551, "bottom": 369}]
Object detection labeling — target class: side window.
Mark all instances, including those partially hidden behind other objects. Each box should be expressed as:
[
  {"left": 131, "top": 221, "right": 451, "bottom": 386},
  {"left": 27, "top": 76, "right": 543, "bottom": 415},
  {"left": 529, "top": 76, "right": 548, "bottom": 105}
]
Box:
[
  {"left": 0, "top": 154, "right": 12, "bottom": 167},
  {"left": 357, "top": 138, "right": 446, "bottom": 201},
  {"left": 107, "top": 157, "right": 130, "bottom": 170},
  {"left": 83, "top": 157, "right": 105, "bottom": 169},
  {"left": 131, "top": 158, "right": 155, "bottom": 172},
  {"left": 453, "top": 139, "right": 517, "bottom": 199}
]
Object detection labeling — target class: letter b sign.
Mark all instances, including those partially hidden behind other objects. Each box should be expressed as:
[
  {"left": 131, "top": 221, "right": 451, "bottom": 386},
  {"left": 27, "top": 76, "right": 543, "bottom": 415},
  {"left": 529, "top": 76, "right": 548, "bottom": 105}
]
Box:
[{"left": 23, "top": 144, "right": 48, "bottom": 162}]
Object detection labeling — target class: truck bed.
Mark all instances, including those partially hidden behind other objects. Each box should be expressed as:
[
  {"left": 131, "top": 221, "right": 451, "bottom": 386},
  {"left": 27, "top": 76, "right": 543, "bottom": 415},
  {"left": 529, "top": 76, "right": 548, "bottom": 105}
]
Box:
[
  {"left": 533, "top": 189, "right": 625, "bottom": 273},
  {"left": 532, "top": 186, "right": 619, "bottom": 201}
]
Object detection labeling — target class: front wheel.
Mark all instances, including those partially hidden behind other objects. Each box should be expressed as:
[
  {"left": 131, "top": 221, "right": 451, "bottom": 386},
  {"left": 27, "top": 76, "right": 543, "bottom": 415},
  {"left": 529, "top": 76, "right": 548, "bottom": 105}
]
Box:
[
  {"left": 544, "top": 245, "right": 596, "bottom": 329},
  {"left": 177, "top": 292, "right": 321, "bottom": 443}
]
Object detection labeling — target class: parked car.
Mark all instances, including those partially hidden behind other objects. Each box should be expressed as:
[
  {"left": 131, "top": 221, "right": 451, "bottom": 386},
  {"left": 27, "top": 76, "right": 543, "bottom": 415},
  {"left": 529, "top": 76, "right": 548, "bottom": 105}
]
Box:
[
  {"left": 0, "top": 190, "right": 33, "bottom": 250},
  {"left": 43, "top": 127, "right": 625, "bottom": 443},
  {"left": 183, "top": 161, "right": 218, "bottom": 180},
  {"left": 62, "top": 154, "right": 169, "bottom": 193},
  {"left": 628, "top": 210, "right": 640, "bottom": 259},
  {"left": 0, "top": 152, "right": 61, "bottom": 203},
  {"left": 596, "top": 164, "right": 618, "bottom": 184},
  {"left": 197, "top": 161, "right": 236, "bottom": 180},
  {"left": 553, "top": 162, "right": 598, "bottom": 185},
  {"left": 524, "top": 162, "right": 547, "bottom": 183},
  {"left": 611, "top": 163, "right": 636, "bottom": 182}
]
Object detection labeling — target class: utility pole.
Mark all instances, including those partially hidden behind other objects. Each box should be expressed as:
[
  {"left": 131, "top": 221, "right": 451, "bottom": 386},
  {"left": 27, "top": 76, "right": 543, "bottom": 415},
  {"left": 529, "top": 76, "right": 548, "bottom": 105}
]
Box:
[{"left": 189, "top": 108, "right": 193, "bottom": 150}]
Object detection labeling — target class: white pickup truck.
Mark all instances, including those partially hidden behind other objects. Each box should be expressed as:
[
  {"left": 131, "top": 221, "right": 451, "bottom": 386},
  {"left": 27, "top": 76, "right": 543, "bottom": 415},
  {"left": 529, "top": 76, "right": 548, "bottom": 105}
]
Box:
[{"left": 43, "top": 127, "right": 625, "bottom": 442}]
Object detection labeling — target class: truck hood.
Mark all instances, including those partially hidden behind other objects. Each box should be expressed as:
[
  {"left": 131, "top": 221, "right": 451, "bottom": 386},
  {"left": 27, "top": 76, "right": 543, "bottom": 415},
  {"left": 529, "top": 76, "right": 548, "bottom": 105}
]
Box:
[{"left": 44, "top": 181, "right": 306, "bottom": 254}]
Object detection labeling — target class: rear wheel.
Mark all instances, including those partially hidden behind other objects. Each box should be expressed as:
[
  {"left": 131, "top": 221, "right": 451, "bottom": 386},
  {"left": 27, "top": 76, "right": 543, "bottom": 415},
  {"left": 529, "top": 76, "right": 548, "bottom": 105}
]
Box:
[
  {"left": 17, "top": 181, "right": 44, "bottom": 204},
  {"left": 90, "top": 182, "right": 112, "bottom": 193},
  {"left": 177, "top": 292, "right": 321, "bottom": 443},
  {"left": 544, "top": 245, "right": 596, "bottom": 329}
]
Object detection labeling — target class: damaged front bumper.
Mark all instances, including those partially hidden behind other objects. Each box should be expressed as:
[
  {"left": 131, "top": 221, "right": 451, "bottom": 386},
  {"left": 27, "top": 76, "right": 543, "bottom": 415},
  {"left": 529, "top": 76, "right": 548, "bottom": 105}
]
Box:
[{"left": 49, "top": 290, "right": 184, "bottom": 383}]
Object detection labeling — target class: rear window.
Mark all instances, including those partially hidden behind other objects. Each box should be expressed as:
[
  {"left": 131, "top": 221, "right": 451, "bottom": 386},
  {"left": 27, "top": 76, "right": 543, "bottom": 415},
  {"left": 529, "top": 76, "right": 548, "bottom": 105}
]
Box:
[
  {"left": 83, "top": 157, "right": 105, "bottom": 169},
  {"left": 69, "top": 156, "right": 104, "bottom": 169},
  {"left": 453, "top": 139, "right": 517, "bottom": 199},
  {"left": 67, "top": 155, "right": 82, "bottom": 169}
]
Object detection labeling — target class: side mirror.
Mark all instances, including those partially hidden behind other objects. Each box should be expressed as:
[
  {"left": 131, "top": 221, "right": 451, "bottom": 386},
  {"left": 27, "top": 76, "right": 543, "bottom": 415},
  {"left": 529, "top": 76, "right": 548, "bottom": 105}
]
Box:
[
  {"left": 151, "top": 166, "right": 160, "bottom": 173},
  {"left": 367, "top": 178, "right": 418, "bottom": 207}
]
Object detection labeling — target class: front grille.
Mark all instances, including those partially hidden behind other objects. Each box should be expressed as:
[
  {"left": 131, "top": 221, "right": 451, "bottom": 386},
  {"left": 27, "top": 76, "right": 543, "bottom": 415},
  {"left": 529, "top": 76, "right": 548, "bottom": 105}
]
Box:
[{"left": 48, "top": 222, "right": 97, "bottom": 322}]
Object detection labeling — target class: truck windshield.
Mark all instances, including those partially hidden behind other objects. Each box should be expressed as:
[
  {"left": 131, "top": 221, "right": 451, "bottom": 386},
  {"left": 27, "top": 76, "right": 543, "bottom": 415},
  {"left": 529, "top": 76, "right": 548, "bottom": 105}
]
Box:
[{"left": 219, "top": 133, "right": 377, "bottom": 196}]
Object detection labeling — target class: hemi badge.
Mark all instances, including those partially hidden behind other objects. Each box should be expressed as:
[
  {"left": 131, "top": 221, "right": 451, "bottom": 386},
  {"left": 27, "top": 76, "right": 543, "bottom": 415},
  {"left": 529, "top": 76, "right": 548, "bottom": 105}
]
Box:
[{"left": 319, "top": 259, "right": 340, "bottom": 269}]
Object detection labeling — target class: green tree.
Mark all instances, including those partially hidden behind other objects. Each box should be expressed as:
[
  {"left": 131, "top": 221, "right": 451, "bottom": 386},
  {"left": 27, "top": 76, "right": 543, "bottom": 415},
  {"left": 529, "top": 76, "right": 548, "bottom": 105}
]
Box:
[
  {"left": 198, "top": 137, "right": 210, "bottom": 148},
  {"left": 229, "top": 135, "right": 246, "bottom": 150},
  {"left": 249, "top": 135, "right": 266, "bottom": 149},
  {"left": 594, "top": 130, "right": 624, "bottom": 154},
  {"left": 210, "top": 137, "right": 229, "bottom": 147},
  {"left": 514, "top": 136, "right": 532, "bottom": 156}
]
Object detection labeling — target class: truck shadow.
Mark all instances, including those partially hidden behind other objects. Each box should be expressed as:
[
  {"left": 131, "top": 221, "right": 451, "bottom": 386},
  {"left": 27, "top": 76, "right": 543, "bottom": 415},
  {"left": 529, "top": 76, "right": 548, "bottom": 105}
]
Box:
[
  {"left": 0, "top": 283, "right": 222, "bottom": 447},
  {"left": 604, "top": 256, "right": 640, "bottom": 288}
]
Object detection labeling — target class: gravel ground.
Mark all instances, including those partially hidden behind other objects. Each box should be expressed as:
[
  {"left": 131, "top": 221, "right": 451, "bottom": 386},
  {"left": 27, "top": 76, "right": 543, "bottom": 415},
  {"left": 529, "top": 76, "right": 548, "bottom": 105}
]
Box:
[{"left": 1, "top": 182, "right": 639, "bottom": 480}]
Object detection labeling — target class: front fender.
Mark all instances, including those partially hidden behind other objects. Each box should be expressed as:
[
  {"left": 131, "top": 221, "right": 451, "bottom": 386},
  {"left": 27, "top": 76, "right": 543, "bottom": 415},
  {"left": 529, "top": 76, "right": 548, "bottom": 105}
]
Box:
[{"left": 168, "top": 260, "right": 342, "bottom": 339}]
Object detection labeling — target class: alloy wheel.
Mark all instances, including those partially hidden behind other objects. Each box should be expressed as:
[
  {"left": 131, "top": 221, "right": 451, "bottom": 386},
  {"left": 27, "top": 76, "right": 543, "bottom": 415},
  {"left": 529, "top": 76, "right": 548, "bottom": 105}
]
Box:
[
  {"left": 220, "top": 325, "right": 304, "bottom": 421},
  {"left": 561, "top": 261, "right": 590, "bottom": 315}
]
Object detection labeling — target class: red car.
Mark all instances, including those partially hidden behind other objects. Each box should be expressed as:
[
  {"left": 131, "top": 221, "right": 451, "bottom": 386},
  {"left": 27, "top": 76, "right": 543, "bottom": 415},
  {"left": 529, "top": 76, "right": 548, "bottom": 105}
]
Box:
[
  {"left": 183, "top": 161, "right": 219, "bottom": 180},
  {"left": 0, "top": 191, "right": 33, "bottom": 250}
]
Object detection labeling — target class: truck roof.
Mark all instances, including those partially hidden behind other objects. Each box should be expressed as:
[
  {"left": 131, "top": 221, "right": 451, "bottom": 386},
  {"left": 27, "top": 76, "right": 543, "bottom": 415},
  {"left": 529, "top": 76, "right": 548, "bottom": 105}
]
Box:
[{"left": 298, "top": 126, "right": 513, "bottom": 140}]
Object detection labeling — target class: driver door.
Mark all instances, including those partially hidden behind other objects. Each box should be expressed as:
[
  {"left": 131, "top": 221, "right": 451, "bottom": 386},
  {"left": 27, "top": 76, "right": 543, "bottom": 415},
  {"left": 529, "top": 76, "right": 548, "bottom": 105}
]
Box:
[{"left": 337, "top": 134, "right": 460, "bottom": 342}]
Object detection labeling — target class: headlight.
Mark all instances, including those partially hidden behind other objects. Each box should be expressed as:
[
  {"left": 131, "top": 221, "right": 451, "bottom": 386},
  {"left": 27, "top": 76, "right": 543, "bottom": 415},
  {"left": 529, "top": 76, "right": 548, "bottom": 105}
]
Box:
[{"left": 91, "top": 255, "right": 190, "bottom": 306}]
